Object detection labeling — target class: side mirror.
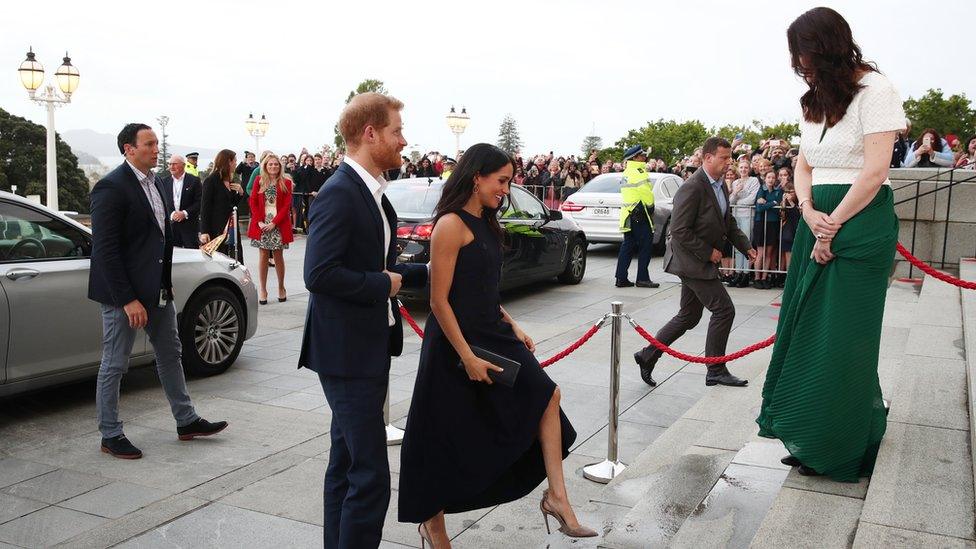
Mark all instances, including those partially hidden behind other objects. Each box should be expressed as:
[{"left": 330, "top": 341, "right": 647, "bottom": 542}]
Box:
[{"left": 547, "top": 210, "right": 563, "bottom": 221}]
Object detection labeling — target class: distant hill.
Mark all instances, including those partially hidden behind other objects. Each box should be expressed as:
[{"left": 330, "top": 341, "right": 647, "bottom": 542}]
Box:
[{"left": 61, "top": 128, "right": 219, "bottom": 161}]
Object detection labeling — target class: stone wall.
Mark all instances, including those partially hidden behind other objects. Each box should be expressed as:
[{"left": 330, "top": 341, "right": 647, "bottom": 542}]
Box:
[{"left": 890, "top": 168, "right": 976, "bottom": 276}]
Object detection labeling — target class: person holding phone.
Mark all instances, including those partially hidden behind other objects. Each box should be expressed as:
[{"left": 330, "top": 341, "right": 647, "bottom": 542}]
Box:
[
  {"left": 399, "top": 144, "right": 595, "bottom": 546},
  {"left": 903, "top": 128, "right": 955, "bottom": 167}
]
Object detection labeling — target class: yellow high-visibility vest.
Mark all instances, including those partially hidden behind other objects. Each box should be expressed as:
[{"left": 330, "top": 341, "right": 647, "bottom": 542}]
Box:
[
  {"left": 185, "top": 162, "right": 199, "bottom": 177},
  {"left": 618, "top": 160, "right": 654, "bottom": 231}
]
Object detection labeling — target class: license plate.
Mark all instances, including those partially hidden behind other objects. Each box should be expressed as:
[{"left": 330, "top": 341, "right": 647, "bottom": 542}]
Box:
[{"left": 591, "top": 207, "right": 611, "bottom": 216}]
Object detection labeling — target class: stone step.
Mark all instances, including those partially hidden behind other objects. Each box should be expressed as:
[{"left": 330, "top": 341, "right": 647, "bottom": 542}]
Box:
[
  {"left": 853, "top": 268, "right": 973, "bottom": 546},
  {"left": 595, "top": 278, "right": 942, "bottom": 548},
  {"left": 751, "top": 272, "right": 975, "bottom": 548},
  {"left": 594, "top": 352, "right": 772, "bottom": 548}
]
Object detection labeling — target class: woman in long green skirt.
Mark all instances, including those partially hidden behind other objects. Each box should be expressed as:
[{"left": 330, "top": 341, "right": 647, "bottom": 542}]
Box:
[{"left": 756, "top": 7, "right": 907, "bottom": 482}]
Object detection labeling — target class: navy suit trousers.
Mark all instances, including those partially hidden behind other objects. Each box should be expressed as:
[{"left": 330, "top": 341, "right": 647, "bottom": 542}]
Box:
[{"left": 319, "top": 372, "right": 390, "bottom": 549}]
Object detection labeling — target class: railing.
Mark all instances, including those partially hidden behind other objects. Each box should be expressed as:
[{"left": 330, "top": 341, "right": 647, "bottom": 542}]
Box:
[
  {"left": 519, "top": 184, "right": 578, "bottom": 210},
  {"left": 893, "top": 162, "right": 976, "bottom": 277},
  {"left": 721, "top": 204, "right": 794, "bottom": 276}
]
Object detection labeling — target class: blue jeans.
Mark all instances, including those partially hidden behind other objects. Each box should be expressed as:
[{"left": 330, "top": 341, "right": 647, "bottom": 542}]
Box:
[
  {"left": 615, "top": 217, "right": 653, "bottom": 282},
  {"left": 96, "top": 301, "right": 198, "bottom": 438}
]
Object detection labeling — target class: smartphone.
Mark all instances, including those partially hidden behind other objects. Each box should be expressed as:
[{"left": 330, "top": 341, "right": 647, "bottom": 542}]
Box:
[{"left": 923, "top": 136, "right": 932, "bottom": 147}]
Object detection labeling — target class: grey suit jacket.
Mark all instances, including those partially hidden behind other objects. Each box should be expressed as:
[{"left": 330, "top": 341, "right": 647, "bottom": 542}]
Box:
[{"left": 663, "top": 168, "right": 751, "bottom": 280}]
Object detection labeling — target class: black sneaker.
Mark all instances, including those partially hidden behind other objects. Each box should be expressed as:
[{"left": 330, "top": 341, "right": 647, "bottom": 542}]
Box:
[
  {"left": 101, "top": 435, "right": 143, "bottom": 459},
  {"left": 177, "top": 418, "right": 229, "bottom": 441},
  {"left": 615, "top": 279, "right": 635, "bottom": 288},
  {"left": 635, "top": 280, "right": 660, "bottom": 288}
]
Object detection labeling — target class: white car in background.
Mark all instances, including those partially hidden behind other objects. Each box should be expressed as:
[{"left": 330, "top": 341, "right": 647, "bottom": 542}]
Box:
[{"left": 559, "top": 172, "right": 683, "bottom": 253}]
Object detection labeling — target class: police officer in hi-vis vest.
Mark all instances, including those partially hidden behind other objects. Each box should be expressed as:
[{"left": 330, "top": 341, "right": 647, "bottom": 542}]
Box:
[{"left": 614, "top": 145, "right": 660, "bottom": 288}]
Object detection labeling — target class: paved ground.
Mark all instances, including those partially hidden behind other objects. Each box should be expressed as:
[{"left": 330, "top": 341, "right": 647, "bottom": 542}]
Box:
[{"left": 0, "top": 237, "right": 785, "bottom": 548}]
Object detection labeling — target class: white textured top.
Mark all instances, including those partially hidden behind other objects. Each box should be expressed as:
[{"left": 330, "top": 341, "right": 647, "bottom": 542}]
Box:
[{"left": 799, "top": 72, "right": 905, "bottom": 185}]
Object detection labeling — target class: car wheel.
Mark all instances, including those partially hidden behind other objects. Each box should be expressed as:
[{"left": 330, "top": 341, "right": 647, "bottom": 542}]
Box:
[
  {"left": 653, "top": 220, "right": 669, "bottom": 256},
  {"left": 179, "top": 285, "right": 245, "bottom": 376},
  {"left": 558, "top": 238, "right": 587, "bottom": 284}
]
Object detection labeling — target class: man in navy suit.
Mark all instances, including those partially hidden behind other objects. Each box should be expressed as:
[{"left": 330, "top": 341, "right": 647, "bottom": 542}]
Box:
[
  {"left": 158, "top": 154, "right": 202, "bottom": 248},
  {"left": 89, "top": 123, "right": 227, "bottom": 460},
  {"left": 299, "top": 93, "right": 427, "bottom": 549}
]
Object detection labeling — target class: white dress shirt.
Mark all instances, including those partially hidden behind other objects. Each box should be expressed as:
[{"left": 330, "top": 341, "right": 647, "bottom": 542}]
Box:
[
  {"left": 170, "top": 173, "right": 187, "bottom": 220},
  {"left": 343, "top": 157, "right": 394, "bottom": 327}
]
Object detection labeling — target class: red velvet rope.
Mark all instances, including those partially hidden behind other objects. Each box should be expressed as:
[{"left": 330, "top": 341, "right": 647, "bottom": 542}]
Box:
[
  {"left": 398, "top": 305, "right": 604, "bottom": 368},
  {"left": 631, "top": 321, "right": 776, "bottom": 364},
  {"left": 896, "top": 243, "right": 976, "bottom": 290},
  {"left": 400, "top": 305, "right": 426, "bottom": 339},
  {"left": 400, "top": 244, "right": 971, "bottom": 370}
]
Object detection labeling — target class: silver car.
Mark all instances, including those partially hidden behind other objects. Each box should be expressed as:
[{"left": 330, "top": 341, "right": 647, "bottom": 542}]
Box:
[
  {"left": 559, "top": 173, "right": 683, "bottom": 252},
  {"left": 0, "top": 191, "right": 259, "bottom": 397}
]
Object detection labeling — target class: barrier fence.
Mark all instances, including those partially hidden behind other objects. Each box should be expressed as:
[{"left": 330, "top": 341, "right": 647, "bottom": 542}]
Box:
[{"left": 392, "top": 245, "right": 976, "bottom": 482}]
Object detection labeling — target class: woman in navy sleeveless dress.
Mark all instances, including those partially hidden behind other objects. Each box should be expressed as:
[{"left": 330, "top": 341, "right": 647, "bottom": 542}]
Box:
[{"left": 398, "top": 144, "right": 596, "bottom": 547}]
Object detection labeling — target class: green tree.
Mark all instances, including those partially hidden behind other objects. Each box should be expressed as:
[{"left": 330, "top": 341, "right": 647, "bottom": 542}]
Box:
[
  {"left": 333, "top": 79, "right": 388, "bottom": 150},
  {"left": 713, "top": 121, "right": 800, "bottom": 150},
  {"left": 610, "top": 119, "right": 710, "bottom": 165},
  {"left": 155, "top": 115, "right": 171, "bottom": 173},
  {"left": 496, "top": 114, "right": 523, "bottom": 154},
  {"left": 0, "top": 108, "right": 91, "bottom": 213},
  {"left": 903, "top": 89, "right": 976, "bottom": 140},
  {"left": 581, "top": 134, "right": 603, "bottom": 157}
]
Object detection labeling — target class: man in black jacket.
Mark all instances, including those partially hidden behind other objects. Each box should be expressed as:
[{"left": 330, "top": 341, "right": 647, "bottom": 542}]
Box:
[
  {"left": 159, "top": 154, "right": 202, "bottom": 247},
  {"left": 88, "top": 123, "right": 227, "bottom": 459}
]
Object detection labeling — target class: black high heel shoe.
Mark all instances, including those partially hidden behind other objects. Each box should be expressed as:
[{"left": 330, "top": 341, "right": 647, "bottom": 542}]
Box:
[{"left": 781, "top": 455, "right": 801, "bottom": 467}]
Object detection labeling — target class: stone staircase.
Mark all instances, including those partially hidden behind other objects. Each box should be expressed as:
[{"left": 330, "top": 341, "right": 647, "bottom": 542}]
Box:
[{"left": 584, "top": 269, "right": 976, "bottom": 548}]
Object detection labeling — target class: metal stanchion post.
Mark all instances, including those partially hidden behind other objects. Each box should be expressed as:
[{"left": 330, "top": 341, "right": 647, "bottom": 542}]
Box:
[
  {"left": 232, "top": 206, "right": 240, "bottom": 264},
  {"left": 385, "top": 386, "right": 404, "bottom": 445},
  {"left": 583, "top": 301, "right": 627, "bottom": 483}
]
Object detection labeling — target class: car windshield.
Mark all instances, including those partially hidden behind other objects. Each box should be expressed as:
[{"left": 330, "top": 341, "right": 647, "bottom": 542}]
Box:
[
  {"left": 578, "top": 175, "right": 623, "bottom": 193},
  {"left": 385, "top": 179, "right": 445, "bottom": 219}
]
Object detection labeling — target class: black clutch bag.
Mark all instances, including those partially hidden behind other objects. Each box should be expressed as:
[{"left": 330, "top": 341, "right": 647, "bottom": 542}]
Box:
[{"left": 457, "top": 345, "right": 521, "bottom": 387}]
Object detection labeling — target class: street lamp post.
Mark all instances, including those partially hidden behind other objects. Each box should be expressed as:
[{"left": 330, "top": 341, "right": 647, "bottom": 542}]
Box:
[
  {"left": 18, "top": 48, "right": 80, "bottom": 212},
  {"left": 445, "top": 106, "right": 470, "bottom": 158},
  {"left": 245, "top": 113, "right": 269, "bottom": 153}
]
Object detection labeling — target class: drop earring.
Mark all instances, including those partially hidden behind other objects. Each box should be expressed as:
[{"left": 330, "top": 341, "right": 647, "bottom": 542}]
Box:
[{"left": 473, "top": 184, "right": 480, "bottom": 193}]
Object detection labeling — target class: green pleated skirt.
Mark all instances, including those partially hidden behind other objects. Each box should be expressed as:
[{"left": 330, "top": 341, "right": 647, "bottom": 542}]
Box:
[{"left": 756, "top": 184, "right": 897, "bottom": 482}]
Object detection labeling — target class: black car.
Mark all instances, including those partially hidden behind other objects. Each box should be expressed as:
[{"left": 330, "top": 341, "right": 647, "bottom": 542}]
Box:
[{"left": 388, "top": 177, "right": 587, "bottom": 299}]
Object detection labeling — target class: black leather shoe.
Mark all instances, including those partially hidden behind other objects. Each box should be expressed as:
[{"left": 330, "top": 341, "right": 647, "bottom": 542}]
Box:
[
  {"left": 634, "top": 351, "right": 658, "bottom": 386},
  {"left": 615, "top": 279, "right": 635, "bottom": 288},
  {"left": 705, "top": 373, "right": 749, "bottom": 387},
  {"left": 781, "top": 455, "right": 802, "bottom": 467},
  {"left": 635, "top": 281, "right": 660, "bottom": 288},
  {"left": 797, "top": 465, "right": 822, "bottom": 477},
  {"left": 101, "top": 435, "right": 143, "bottom": 459},
  {"left": 177, "top": 418, "right": 229, "bottom": 441},
  {"left": 736, "top": 275, "right": 751, "bottom": 288},
  {"left": 725, "top": 274, "right": 740, "bottom": 287}
]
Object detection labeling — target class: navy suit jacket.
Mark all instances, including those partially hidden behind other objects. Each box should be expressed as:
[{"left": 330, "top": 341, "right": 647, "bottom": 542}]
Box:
[
  {"left": 298, "top": 162, "right": 428, "bottom": 378},
  {"left": 159, "top": 172, "right": 202, "bottom": 247},
  {"left": 88, "top": 163, "right": 175, "bottom": 309}
]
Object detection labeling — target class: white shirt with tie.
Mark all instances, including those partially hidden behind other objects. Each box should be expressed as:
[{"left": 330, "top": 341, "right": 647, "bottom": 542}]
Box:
[{"left": 342, "top": 157, "right": 395, "bottom": 327}]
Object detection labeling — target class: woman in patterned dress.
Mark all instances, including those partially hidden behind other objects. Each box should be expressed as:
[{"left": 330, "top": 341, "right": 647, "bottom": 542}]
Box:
[{"left": 247, "top": 153, "right": 294, "bottom": 304}]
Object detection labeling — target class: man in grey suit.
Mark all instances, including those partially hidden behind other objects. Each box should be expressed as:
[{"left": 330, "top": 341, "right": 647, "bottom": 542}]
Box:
[{"left": 634, "top": 137, "right": 758, "bottom": 387}]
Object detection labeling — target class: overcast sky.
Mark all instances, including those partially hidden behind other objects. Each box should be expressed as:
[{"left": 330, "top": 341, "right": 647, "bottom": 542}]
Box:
[{"left": 0, "top": 0, "right": 970, "bottom": 159}]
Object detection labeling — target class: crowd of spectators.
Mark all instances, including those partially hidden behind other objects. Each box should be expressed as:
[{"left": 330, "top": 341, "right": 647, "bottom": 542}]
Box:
[
  {"left": 190, "top": 120, "right": 972, "bottom": 287},
  {"left": 892, "top": 123, "right": 976, "bottom": 169}
]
